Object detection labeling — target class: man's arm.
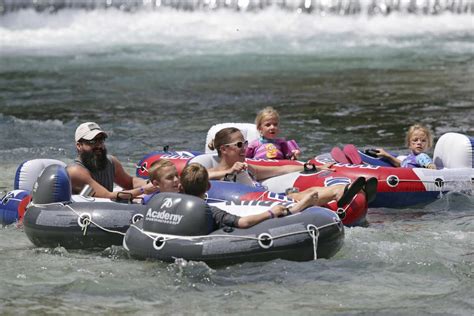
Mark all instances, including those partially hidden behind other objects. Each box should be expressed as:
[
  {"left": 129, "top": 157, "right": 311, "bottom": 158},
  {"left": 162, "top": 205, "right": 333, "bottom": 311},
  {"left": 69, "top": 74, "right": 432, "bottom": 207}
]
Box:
[
  {"left": 111, "top": 156, "right": 154, "bottom": 193},
  {"left": 67, "top": 164, "right": 117, "bottom": 199},
  {"left": 111, "top": 156, "right": 134, "bottom": 190},
  {"left": 67, "top": 161, "right": 156, "bottom": 199}
]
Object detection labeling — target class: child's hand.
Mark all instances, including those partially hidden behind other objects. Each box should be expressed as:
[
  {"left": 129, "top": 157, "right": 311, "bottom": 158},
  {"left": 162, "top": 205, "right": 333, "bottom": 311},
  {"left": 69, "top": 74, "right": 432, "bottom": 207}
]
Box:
[
  {"left": 290, "top": 149, "right": 301, "bottom": 160},
  {"left": 375, "top": 148, "right": 390, "bottom": 158}
]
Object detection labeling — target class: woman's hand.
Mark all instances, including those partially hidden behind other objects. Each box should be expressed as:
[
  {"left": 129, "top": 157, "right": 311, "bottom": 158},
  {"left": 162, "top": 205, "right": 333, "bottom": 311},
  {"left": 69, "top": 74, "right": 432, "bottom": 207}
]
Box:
[{"left": 229, "top": 162, "right": 248, "bottom": 174}]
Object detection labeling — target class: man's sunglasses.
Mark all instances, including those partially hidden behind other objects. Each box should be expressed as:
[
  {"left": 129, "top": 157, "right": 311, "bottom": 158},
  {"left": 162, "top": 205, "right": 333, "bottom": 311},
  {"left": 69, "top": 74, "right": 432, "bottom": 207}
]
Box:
[
  {"left": 80, "top": 137, "right": 107, "bottom": 146},
  {"left": 224, "top": 140, "right": 248, "bottom": 148}
]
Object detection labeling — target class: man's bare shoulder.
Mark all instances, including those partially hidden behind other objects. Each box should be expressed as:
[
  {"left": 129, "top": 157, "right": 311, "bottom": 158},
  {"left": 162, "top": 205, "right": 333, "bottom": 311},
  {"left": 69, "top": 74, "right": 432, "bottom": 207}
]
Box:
[{"left": 67, "top": 163, "right": 90, "bottom": 178}]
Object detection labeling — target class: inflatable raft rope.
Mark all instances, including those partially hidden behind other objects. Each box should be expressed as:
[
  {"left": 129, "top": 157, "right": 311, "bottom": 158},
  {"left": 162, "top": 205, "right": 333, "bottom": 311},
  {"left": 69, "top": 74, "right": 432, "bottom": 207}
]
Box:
[
  {"left": 23, "top": 164, "right": 146, "bottom": 249},
  {"left": 29, "top": 199, "right": 140, "bottom": 237},
  {"left": 124, "top": 193, "right": 344, "bottom": 265},
  {"left": 126, "top": 202, "right": 341, "bottom": 261},
  {"left": 125, "top": 218, "right": 331, "bottom": 261}
]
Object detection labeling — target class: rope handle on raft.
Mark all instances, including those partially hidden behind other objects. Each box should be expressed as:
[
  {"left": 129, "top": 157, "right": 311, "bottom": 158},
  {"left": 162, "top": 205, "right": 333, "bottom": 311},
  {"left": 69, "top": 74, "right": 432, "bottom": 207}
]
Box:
[
  {"left": 28, "top": 200, "right": 340, "bottom": 261},
  {"left": 66, "top": 204, "right": 126, "bottom": 236},
  {"left": 131, "top": 220, "right": 341, "bottom": 261},
  {"left": 116, "top": 192, "right": 134, "bottom": 204}
]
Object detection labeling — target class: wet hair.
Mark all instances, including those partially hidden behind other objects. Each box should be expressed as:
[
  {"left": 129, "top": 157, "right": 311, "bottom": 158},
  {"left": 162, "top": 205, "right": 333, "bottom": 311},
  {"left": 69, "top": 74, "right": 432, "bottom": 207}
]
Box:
[
  {"left": 207, "top": 127, "right": 241, "bottom": 157},
  {"left": 180, "top": 163, "right": 209, "bottom": 197},
  {"left": 148, "top": 159, "right": 175, "bottom": 183},
  {"left": 255, "top": 106, "right": 280, "bottom": 129},
  {"left": 405, "top": 124, "right": 434, "bottom": 148}
]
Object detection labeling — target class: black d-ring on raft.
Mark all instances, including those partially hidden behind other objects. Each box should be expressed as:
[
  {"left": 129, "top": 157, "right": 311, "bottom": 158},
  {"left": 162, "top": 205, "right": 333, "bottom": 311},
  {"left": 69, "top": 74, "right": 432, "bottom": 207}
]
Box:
[
  {"left": 336, "top": 208, "right": 346, "bottom": 219},
  {"left": 386, "top": 175, "right": 399, "bottom": 187},
  {"left": 139, "top": 162, "right": 148, "bottom": 172},
  {"left": 78, "top": 213, "right": 92, "bottom": 227},
  {"left": 257, "top": 233, "right": 274, "bottom": 249},
  {"left": 153, "top": 236, "right": 166, "bottom": 250},
  {"left": 364, "top": 148, "right": 380, "bottom": 158},
  {"left": 223, "top": 226, "right": 234, "bottom": 233},
  {"left": 223, "top": 173, "right": 237, "bottom": 182},
  {"left": 131, "top": 213, "right": 143, "bottom": 224},
  {"left": 303, "top": 162, "right": 318, "bottom": 174},
  {"left": 116, "top": 192, "right": 133, "bottom": 203},
  {"left": 1, "top": 192, "right": 13, "bottom": 205},
  {"left": 434, "top": 178, "right": 444, "bottom": 188},
  {"left": 306, "top": 224, "right": 320, "bottom": 239}
]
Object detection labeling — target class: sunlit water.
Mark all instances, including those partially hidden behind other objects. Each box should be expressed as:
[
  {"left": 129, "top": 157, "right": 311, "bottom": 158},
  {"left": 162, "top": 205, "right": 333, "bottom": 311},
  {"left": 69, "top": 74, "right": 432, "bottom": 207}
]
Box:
[{"left": 0, "top": 8, "right": 473, "bottom": 315}]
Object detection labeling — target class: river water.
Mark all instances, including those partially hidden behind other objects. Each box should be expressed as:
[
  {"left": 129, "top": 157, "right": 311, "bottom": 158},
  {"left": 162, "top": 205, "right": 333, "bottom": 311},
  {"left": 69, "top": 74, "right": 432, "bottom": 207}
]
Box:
[{"left": 0, "top": 6, "right": 473, "bottom": 315}]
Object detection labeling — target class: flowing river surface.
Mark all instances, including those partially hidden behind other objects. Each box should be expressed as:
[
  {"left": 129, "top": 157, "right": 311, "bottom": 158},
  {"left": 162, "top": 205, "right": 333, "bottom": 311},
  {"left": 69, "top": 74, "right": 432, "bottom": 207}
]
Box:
[{"left": 0, "top": 7, "right": 473, "bottom": 315}]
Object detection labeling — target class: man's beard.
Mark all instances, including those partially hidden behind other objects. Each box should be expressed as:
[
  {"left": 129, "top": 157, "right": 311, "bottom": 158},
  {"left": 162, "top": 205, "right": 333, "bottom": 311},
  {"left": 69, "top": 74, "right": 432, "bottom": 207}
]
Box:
[{"left": 80, "top": 148, "right": 108, "bottom": 172}]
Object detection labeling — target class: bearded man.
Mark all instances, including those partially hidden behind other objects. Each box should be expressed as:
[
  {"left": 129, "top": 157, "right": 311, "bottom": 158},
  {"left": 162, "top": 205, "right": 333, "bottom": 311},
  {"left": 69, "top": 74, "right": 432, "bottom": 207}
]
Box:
[{"left": 67, "top": 122, "right": 156, "bottom": 199}]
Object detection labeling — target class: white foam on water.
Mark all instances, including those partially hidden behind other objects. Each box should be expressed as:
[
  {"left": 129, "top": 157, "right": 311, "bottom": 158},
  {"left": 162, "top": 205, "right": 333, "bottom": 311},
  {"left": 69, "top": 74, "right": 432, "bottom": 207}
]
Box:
[
  {"left": 11, "top": 117, "right": 64, "bottom": 128},
  {"left": 0, "top": 9, "right": 472, "bottom": 55}
]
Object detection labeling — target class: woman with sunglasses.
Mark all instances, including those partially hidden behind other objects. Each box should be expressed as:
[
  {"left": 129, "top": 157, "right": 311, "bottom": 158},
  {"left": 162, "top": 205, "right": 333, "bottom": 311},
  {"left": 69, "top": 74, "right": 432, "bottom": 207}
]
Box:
[{"left": 207, "top": 127, "right": 368, "bottom": 207}]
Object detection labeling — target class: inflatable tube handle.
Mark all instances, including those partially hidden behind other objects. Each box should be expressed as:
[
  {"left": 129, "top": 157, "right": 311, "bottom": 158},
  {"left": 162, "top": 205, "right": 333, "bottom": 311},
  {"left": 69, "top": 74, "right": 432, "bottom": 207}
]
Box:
[
  {"left": 223, "top": 173, "right": 237, "bottom": 182},
  {"left": 364, "top": 149, "right": 380, "bottom": 158},
  {"left": 116, "top": 192, "right": 133, "bottom": 204},
  {"left": 302, "top": 163, "right": 318, "bottom": 174}
]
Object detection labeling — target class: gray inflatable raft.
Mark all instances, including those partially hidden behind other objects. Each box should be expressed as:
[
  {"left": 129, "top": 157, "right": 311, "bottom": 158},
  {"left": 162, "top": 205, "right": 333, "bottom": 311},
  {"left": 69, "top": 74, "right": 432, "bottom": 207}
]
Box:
[
  {"left": 23, "top": 164, "right": 146, "bottom": 249},
  {"left": 124, "top": 193, "right": 344, "bottom": 266}
]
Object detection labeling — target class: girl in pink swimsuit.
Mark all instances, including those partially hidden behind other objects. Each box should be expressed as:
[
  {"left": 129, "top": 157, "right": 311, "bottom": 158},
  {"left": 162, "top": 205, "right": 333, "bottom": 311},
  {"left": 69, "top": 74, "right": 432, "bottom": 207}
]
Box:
[{"left": 245, "top": 106, "right": 301, "bottom": 160}]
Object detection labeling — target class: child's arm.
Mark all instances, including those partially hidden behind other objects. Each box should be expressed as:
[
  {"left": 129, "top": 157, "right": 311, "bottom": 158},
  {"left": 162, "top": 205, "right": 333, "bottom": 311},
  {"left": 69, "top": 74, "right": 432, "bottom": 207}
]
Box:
[
  {"left": 238, "top": 192, "right": 319, "bottom": 228},
  {"left": 416, "top": 153, "right": 436, "bottom": 169},
  {"left": 282, "top": 139, "right": 301, "bottom": 160},
  {"left": 245, "top": 140, "right": 258, "bottom": 158},
  {"left": 376, "top": 148, "right": 402, "bottom": 167},
  {"left": 237, "top": 206, "right": 285, "bottom": 228}
]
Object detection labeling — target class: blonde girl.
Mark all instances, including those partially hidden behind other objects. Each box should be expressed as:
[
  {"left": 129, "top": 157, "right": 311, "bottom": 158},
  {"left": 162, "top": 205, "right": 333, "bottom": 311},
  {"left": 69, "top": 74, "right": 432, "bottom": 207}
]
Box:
[
  {"left": 245, "top": 106, "right": 301, "bottom": 160},
  {"left": 376, "top": 124, "right": 436, "bottom": 169}
]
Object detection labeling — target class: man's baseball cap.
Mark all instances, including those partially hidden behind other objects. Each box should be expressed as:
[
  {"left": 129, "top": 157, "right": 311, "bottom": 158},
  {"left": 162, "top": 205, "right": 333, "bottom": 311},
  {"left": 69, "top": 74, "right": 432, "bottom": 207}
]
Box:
[{"left": 75, "top": 122, "right": 108, "bottom": 142}]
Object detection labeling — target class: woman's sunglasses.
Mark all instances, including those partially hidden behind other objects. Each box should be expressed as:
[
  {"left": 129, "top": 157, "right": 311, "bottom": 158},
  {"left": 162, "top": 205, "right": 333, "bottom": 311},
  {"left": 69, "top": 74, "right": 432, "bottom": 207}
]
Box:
[{"left": 224, "top": 140, "right": 248, "bottom": 148}]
